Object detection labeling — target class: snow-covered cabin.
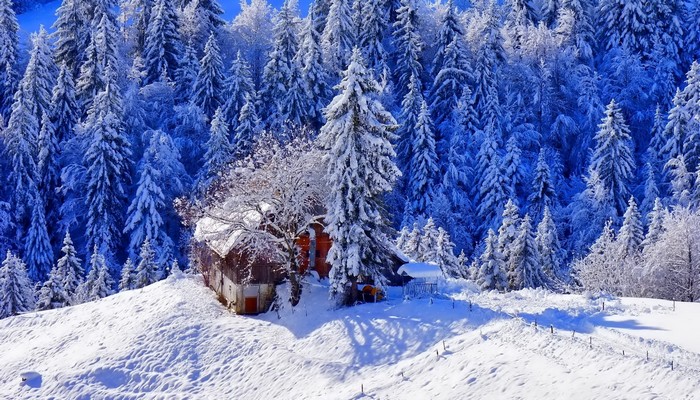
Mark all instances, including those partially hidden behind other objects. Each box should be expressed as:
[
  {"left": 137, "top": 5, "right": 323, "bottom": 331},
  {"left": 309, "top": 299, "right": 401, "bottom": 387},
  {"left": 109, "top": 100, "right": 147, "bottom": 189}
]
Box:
[
  {"left": 397, "top": 262, "right": 443, "bottom": 298},
  {"left": 192, "top": 206, "right": 333, "bottom": 314}
]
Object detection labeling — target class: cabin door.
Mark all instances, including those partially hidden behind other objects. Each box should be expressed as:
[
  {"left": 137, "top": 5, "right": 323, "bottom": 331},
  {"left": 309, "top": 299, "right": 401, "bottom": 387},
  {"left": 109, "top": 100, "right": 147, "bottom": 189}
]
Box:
[{"left": 244, "top": 297, "right": 258, "bottom": 314}]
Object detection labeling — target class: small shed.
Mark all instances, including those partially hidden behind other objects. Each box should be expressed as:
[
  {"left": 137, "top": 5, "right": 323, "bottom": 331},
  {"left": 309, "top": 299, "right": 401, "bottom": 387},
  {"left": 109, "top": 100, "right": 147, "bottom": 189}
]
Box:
[{"left": 397, "top": 262, "right": 444, "bottom": 298}]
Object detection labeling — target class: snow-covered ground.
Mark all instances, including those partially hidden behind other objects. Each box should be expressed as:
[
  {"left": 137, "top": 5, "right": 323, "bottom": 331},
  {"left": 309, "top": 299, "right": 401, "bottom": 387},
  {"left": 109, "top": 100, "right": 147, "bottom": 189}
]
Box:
[{"left": 1, "top": 276, "right": 699, "bottom": 399}]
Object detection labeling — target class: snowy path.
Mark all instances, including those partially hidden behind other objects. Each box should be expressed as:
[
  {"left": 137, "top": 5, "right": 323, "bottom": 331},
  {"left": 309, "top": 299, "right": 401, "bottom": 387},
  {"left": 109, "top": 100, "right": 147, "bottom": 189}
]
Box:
[{"left": 0, "top": 277, "right": 699, "bottom": 399}]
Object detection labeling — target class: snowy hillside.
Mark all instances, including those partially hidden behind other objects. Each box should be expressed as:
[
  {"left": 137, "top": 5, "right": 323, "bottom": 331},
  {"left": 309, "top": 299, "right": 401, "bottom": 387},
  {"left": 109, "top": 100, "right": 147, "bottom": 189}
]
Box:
[{"left": 1, "top": 276, "right": 699, "bottom": 399}]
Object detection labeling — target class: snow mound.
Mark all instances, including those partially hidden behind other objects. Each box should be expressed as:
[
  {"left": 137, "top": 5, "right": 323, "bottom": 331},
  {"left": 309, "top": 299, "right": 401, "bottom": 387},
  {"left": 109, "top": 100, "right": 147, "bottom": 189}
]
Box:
[{"left": 1, "top": 276, "right": 699, "bottom": 399}]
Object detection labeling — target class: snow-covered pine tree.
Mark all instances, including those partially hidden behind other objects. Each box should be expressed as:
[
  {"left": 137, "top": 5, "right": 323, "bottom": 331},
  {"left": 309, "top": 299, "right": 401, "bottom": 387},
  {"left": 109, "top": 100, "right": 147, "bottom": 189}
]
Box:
[
  {"left": 405, "top": 101, "right": 438, "bottom": 222},
  {"left": 536, "top": 206, "right": 563, "bottom": 282},
  {"left": 395, "top": 74, "right": 422, "bottom": 189},
  {"left": 76, "top": 12, "right": 119, "bottom": 112},
  {"left": 497, "top": 199, "right": 520, "bottom": 289},
  {"left": 661, "top": 89, "right": 689, "bottom": 164},
  {"left": 119, "top": 257, "right": 136, "bottom": 291},
  {"left": 233, "top": 94, "right": 262, "bottom": 160},
  {"left": 476, "top": 129, "right": 508, "bottom": 234},
  {"left": 280, "top": 57, "right": 313, "bottom": 128},
  {"left": 617, "top": 196, "right": 643, "bottom": 260},
  {"left": 402, "top": 222, "right": 422, "bottom": 260},
  {"left": 321, "top": 0, "right": 355, "bottom": 72},
  {"left": 477, "top": 229, "right": 507, "bottom": 292},
  {"left": 319, "top": 48, "right": 400, "bottom": 303},
  {"left": 418, "top": 217, "right": 439, "bottom": 263},
  {"left": 589, "top": 99, "right": 635, "bottom": 214},
  {"left": 260, "top": 0, "right": 301, "bottom": 125},
  {"left": 52, "top": 0, "right": 85, "bottom": 77},
  {"left": 680, "top": 63, "right": 700, "bottom": 173},
  {"left": 174, "top": 41, "right": 199, "bottom": 103},
  {"left": 50, "top": 64, "right": 79, "bottom": 145},
  {"left": 528, "top": 147, "right": 557, "bottom": 222},
  {"left": 502, "top": 135, "right": 524, "bottom": 201},
  {"left": 222, "top": 51, "right": 254, "bottom": 131},
  {"left": 4, "top": 84, "right": 40, "bottom": 245},
  {"left": 24, "top": 196, "right": 53, "bottom": 283},
  {"left": 199, "top": 107, "right": 232, "bottom": 185},
  {"left": 169, "top": 258, "right": 182, "bottom": 277},
  {"left": 22, "top": 26, "right": 56, "bottom": 122},
  {"left": 82, "top": 64, "right": 131, "bottom": 260},
  {"left": 596, "top": 0, "right": 648, "bottom": 53},
  {"left": 434, "top": 227, "right": 460, "bottom": 278},
  {"left": 86, "top": 247, "right": 115, "bottom": 300},
  {"left": 640, "top": 164, "right": 659, "bottom": 216},
  {"left": 391, "top": 0, "right": 423, "bottom": 101},
  {"left": 429, "top": 37, "right": 470, "bottom": 150},
  {"left": 642, "top": 198, "right": 665, "bottom": 251},
  {"left": 0, "top": 251, "right": 35, "bottom": 318},
  {"left": 142, "top": 0, "right": 181, "bottom": 85},
  {"left": 665, "top": 155, "right": 693, "bottom": 207},
  {"left": 124, "top": 131, "right": 174, "bottom": 265},
  {"left": 300, "top": 6, "right": 332, "bottom": 128},
  {"left": 396, "top": 225, "right": 410, "bottom": 252},
  {"left": 36, "top": 263, "right": 70, "bottom": 310},
  {"left": 56, "top": 231, "right": 83, "bottom": 303},
  {"left": 0, "top": 0, "right": 19, "bottom": 118},
  {"left": 135, "top": 239, "right": 160, "bottom": 288},
  {"left": 191, "top": 32, "right": 224, "bottom": 118},
  {"left": 37, "top": 113, "right": 61, "bottom": 241},
  {"left": 359, "top": 0, "right": 388, "bottom": 72},
  {"left": 510, "top": 214, "right": 548, "bottom": 290},
  {"left": 686, "top": 3, "right": 700, "bottom": 65}
]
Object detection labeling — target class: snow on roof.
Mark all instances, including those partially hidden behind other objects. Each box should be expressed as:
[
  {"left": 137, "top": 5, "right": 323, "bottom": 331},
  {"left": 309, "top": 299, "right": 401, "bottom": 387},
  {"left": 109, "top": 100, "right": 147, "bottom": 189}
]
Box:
[
  {"left": 397, "top": 262, "right": 443, "bottom": 279},
  {"left": 194, "top": 202, "right": 272, "bottom": 258}
]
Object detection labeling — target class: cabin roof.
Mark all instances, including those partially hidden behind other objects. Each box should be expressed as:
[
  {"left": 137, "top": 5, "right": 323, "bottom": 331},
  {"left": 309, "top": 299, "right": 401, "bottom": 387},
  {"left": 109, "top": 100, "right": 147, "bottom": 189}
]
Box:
[
  {"left": 397, "top": 262, "right": 443, "bottom": 279},
  {"left": 194, "top": 202, "right": 272, "bottom": 258}
]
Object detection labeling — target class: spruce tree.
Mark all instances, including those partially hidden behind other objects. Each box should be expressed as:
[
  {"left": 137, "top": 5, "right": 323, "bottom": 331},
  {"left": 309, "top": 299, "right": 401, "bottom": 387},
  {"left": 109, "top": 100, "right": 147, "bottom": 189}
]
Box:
[
  {"left": 641, "top": 198, "right": 665, "bottom": 249},
  {"left": 86, "top": 247, "right": 114, "bottom": 300},
  {"left": 477, "top": 229, "right": 507, "bottom": 292},
  {"left": 589, "top": 99, "right": 635, "bottom": 214},
  {"left": 76, "top": 13, "right": 119, "bottom": 112},
  {"left": 477, "top": 130, "right": 508, "bottom": 233},
  {"left": 391, "top": 0, "right": 423, "bottom": 100},
  {"left": 36, "top": 264, "right": 70, "bottom": 310},
  {"left": 528, "top": 147, "right": 557, "bottom": 222},
  {"left": 124, "top": 131, "right": 174, "bottom": 264},
  {"left": 321, "top": 0, "right": 355, "bottom": 72},
  {"left": 50, "top": 64, "right": 79, "bottom": 145},
  {"left": 23, "top": 26, "right": 56, "bottom": 122},
  {"left": 502, "top": 135, "right": 524, "bottom": 201},
  {"left": 191, "top": 33, "right": 224, "bottom": 118},
  {"left": 617, "top": 197, "right": 643, "bottom": 259},
  {"left": 359, "top": 0, "right": 388, "bottom": 72},
  {"left": 135, "top": 239, "right": 160, "bottom": 288},
  {"left": 0, "top": 251, "right": 35, "bottom": 318},
  {"left": 435, "top": 227, "right": 460, "bottom": 278},
  {"left": 143, "top": 0, "right": 182, "bottom": 85},
  {"left": 174, "top": 41, "right": 199, "bottom": 103},
  {"left": 429, "top": 37, "right": 470, "bottom": 141},
  {"left": 200, "top": 107, "right": 232, "bottom": 183},
  {"left": 640, "top": 164, "right": 659, "bottom": 216},
  {"left": 37, "top": 113, "right": 61, "bottom": 241},
  {"left": 4, "top": 85, "right": 40, "bottom": 244},
  {"left": 0, "top": 0, "right": 19, "bottom": 118},
  {"left": 82, "top": 64, "right": 131, "bottom": 259},
  {"left": 233, "top": 95, "right": 262, "bottom": 160},
  {"left": 536, "top": 206, "right": 563, "bottom": 281},
  {"left": 395, "top": 74, "right": 422, "bottom": 187},
  {"left": 498, "top": 199, "right": 520, "bottom": 285},
  {"left": 25, "top": 196, "right": 53, "bottom": 283},
  {"left": 56, "top": 231, "right": 83, "bottom": 303},
  {"left": 319, "top": 49, "right": 400, "bottom": 303},
  {"left": 300, "top": 7, "right": 332, "bottom": 128},
  {"left": 222, "top": 51, "right": 254, "bottom": 131},
  {"left": 281, "top": 59, "right": 313, "bottom": 128},
  {"left": 405, "top": 101, "right": 438, "bottom": 221},
  {"left": 510, "top": 214, "right": 547, "bottom": 290},
  {"left": 119, "top": 258, "right": 136, "bottom": 291},
  {"left": 418, "top": 217, "right": 439, "bottom": 263},
  {"left": 260, "top": 0, "right": 301, "bottom": 124},
  {"left": 52, "top": 0, "right": 85, "bottom": 77}
]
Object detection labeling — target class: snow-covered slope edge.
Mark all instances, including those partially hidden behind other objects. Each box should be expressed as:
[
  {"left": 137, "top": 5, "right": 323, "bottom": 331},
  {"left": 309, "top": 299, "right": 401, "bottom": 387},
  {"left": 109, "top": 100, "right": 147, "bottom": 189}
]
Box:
[{"left": 0, "top": 276, "right": 699, "bottom": 399}]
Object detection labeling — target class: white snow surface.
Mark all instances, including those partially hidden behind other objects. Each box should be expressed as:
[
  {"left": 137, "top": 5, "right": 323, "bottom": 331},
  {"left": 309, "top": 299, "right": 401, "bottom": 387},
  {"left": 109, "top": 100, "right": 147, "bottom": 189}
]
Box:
[{"left": 1, "top": 276, "right": 700, "bottom": 399}]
